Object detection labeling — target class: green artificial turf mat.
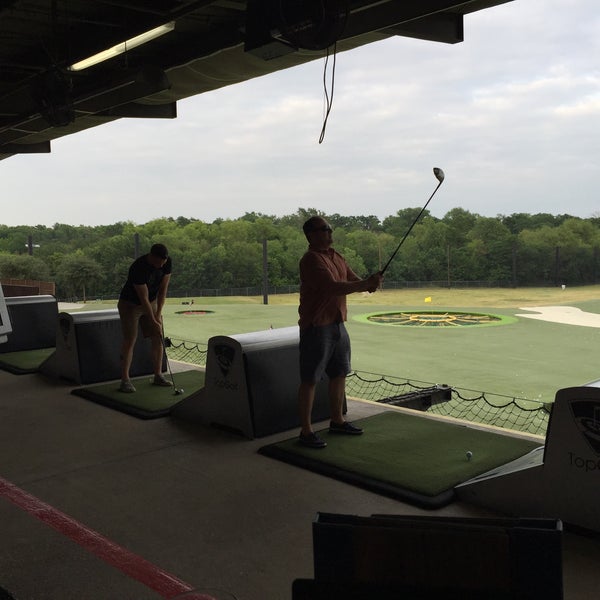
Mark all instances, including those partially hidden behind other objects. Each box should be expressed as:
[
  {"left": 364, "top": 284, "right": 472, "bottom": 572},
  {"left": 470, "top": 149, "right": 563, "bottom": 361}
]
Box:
[
  {"left": 0, "top": 348, "right": 55, "bottom": 374},
  {"left": 71, "top": 370, "right": 205, "bottom": 419},
  {"left": 259, "top": 411, "right": 542, "bottom": 508}
]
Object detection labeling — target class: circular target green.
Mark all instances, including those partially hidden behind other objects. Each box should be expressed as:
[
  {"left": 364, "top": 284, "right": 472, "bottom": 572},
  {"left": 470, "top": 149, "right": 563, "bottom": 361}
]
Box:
[{"left": 355, "top": 310, "right": 517, "bottom": 328}]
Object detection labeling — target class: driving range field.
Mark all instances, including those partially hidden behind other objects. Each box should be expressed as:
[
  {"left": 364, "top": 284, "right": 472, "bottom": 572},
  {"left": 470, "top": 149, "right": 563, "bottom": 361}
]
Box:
[{"left": 76, "top": 285, "right": 600, "bottom": 404}]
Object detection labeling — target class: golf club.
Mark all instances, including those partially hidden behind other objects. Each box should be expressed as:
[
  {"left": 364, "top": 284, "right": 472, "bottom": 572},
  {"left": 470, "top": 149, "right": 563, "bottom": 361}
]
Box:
[
  {"left": 160, "top": 326, "right": 184, "bottom": 395},
  {"left": 380, "top": 167, "right": 445, "bottom": 275}
]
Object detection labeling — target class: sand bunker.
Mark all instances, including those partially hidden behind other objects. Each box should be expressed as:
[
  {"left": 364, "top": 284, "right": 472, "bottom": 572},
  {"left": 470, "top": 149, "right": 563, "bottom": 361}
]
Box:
[
  {"left": 58, "top": 303, "right": 85, "bottom": 310},
  {"left": 516, "top": 306, "right": 600, "bottom": 328}
]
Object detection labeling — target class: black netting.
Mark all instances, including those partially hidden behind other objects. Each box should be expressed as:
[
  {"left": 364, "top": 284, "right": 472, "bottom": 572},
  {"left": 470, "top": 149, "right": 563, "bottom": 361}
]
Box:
[
  {"left": 346, "top": 372, "right": 550, "bottom": 436},
  {"left": 164, "top": 337, "right": 207, "bottom": 366},
  {"left": 165, "top": 338, "right": 550, "bottom": 437}
]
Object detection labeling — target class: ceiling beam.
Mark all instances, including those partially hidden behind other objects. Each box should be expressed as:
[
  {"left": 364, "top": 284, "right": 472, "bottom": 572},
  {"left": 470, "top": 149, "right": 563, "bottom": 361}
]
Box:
[
  {"left": 95, "top": 101, "right": 177, "bottom": 119},
  {"left": 343, "top": 0, "right": 465, "bottom": 40},
  {"left": 0, "top": 66, "right": 172, "bottom": 141},
  {"left": 386, "top": 13, "right": 464, "bottom": 44},
  {"left": 0, "top": 140, "right": 50, "bottom": 153}
]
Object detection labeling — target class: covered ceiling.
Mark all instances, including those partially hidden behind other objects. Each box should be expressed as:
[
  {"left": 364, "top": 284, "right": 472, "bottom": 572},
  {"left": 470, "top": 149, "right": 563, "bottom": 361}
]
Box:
[{"left": 0, "top": 0, "right": 512, "bottom": 161}]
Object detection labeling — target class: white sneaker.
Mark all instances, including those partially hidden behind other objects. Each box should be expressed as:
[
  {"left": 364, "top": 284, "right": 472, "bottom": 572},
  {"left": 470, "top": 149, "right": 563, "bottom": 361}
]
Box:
[{"left": 119, "top": 380, "right": 136, "bottom": 393}]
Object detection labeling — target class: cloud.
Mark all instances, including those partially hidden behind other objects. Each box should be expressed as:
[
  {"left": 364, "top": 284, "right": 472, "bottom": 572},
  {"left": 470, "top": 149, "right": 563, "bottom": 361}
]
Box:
[{"left": 1, "top": 0, "right": 598, "bottom": 226}]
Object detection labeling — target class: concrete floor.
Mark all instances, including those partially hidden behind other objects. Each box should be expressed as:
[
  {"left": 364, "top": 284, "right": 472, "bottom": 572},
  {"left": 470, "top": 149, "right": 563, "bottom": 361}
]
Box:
[{"left": 1, "top": 365, "right": 600, "bottom": 600}]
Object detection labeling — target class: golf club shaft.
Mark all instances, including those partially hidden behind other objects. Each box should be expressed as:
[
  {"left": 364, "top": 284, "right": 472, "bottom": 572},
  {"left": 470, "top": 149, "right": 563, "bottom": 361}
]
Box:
[
  {"left": 380, "top": 179, "right": 443, "bottom": 275},
  {"left": 160, "top": 324, "right": 177, "bottom": 387}
]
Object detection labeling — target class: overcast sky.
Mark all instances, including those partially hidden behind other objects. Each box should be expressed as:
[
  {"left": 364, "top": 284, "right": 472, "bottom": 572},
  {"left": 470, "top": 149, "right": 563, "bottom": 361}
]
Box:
[{"left": 2, "top": 0, "right": 598, "bottom": 227}]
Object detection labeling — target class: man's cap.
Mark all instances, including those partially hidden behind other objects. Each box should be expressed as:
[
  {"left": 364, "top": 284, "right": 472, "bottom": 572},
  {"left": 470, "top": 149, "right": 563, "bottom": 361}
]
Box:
[{"left": 150, "top": 243, "right": 169, "bottom": 259}]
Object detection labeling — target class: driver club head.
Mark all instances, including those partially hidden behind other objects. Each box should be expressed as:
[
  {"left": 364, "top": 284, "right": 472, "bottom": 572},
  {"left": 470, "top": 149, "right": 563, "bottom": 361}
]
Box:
[{"left": 433, "top": 167, "right": 445, "bottom": 183}]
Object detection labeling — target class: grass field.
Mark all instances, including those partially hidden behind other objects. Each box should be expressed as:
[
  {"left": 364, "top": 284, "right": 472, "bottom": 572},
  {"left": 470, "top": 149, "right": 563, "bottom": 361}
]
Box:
[{"left": 75, "top": 285, "right": 600, "bottom": 403}]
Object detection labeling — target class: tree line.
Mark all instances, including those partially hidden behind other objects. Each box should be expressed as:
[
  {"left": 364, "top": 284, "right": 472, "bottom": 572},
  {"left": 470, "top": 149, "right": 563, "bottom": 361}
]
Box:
[{"left": 1, "top": 208, "right": 599, "bottom": 300}]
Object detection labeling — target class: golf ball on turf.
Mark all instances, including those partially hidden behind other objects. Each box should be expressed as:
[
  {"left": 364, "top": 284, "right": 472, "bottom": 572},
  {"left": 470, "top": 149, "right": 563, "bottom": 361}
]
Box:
[{"left": 466, "top": 451, "right": 473, "bottom": 461}]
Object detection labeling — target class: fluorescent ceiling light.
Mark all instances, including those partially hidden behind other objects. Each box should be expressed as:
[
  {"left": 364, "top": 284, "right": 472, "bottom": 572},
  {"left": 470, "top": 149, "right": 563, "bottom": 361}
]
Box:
[{"left": 68, "top": 21, "right": 175, "bottom": 71}]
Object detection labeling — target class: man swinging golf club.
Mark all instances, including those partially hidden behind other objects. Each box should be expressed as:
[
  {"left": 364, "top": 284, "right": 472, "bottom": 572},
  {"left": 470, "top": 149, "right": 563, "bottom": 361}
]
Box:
[
  {"left": 117, "top": 243, "right": 173, "bottom": 393},
  {"left": 298, "top": 216, "right": 384, "bottom": 448},
  {"left": 297, "top": 169, "right": 444, "bottom": 446}
]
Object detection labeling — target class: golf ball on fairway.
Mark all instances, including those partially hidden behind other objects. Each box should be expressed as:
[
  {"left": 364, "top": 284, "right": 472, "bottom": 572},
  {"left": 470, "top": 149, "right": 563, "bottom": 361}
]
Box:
[{"left": 466, "top": 451, "right": 473, "bottom": 461}]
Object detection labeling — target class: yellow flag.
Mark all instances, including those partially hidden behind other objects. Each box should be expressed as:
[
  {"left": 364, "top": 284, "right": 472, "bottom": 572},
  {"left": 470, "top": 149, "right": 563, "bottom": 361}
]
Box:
[{"left": 424, "top": 296, "right": 432, "bottom": 303}]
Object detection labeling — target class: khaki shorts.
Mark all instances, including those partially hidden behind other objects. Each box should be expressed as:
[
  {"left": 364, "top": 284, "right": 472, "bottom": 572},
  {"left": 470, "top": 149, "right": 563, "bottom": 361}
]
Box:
[{"left": 117, "top": 299, "right": 158, "bottom": 340}]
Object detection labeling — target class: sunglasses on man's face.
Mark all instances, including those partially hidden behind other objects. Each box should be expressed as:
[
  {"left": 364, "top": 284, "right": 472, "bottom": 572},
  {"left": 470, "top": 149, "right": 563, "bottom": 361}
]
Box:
[{"left": 312, "top": 225, "right": 333, "bottom": 233}]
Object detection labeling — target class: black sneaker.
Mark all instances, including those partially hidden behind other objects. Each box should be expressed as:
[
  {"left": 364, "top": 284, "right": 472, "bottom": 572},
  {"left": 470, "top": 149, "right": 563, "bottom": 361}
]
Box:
[
  {"left": 329, "top": 421, "right": 363, "bottom": 435},
  {"left": 153, "top": 374, "right": 173, "bottom": 387},
  {"left": 298, "top": 432, "right": 327, "bottom": 449}
]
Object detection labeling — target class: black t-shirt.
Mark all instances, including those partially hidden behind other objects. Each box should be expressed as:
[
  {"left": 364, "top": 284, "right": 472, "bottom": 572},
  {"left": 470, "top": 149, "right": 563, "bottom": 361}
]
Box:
[{"left": 119, "top": 254, "right": 172, "bottom": 304}]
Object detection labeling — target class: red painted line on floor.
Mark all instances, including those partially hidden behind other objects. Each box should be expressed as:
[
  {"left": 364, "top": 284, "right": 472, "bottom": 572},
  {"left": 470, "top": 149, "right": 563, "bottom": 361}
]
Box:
[{"left": 0, "top": 476, "right": 213, "bottom": 600}]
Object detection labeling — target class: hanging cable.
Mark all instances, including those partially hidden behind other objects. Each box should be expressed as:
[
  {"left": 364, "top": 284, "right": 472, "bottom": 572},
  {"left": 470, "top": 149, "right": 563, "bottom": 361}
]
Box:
[{"left": 318, "top": 41, "right": 337, "bottom": 144}]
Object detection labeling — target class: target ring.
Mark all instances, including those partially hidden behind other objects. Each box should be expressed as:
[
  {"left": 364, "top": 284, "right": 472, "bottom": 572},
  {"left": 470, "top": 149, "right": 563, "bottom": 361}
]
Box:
[{"left": 356, "top": 310, "right": 516, "bottom": 328}]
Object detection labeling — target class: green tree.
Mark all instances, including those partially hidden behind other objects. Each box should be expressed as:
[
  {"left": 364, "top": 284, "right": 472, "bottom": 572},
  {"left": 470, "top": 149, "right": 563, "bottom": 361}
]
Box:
[
  {"left": 341, "top": 247, "right": 367, "bottom": 278},
  {"left": 345, "top": 230, "right": 381, "bottom": 274},
  {"left": 0, "top": 253, "right": 50, "bottom": 280},
  {"left": 196, "top": 245, "right": 228, "bottom": 289},
  {"left": 382, "top": 208, "right": 434, "bottom": 238},
  {"left": 55, "top": 253, "right": 104, "bottom": 301},
  {"left": 443, "top": 208, "right": 478, "bottom": 247},
  {"left": 328, "top": 214, "right": 381, "bottom": 231},
  {"left": 111, "top": 257, "right": 134, "bottom": 297},
  {"left": 466, "top": 217, "right": 514, "bottom": 281},
  {"left": 0, "top": 208, "right": 597, "bottom": 293},
  {"left": 277, "top": 225, "right": 307, "bottom": 285}
]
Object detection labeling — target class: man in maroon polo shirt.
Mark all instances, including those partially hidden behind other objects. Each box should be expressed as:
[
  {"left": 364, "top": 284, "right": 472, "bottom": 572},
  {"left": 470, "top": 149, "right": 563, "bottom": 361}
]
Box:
[{"left": 297, "top": 216, "right": 383, "bottom": 448}]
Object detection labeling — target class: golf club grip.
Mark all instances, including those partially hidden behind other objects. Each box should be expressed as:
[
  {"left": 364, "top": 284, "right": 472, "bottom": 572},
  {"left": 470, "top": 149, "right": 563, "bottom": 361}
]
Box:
[{"left": 380, "top": 180, "right": 443, "bottom": 275}]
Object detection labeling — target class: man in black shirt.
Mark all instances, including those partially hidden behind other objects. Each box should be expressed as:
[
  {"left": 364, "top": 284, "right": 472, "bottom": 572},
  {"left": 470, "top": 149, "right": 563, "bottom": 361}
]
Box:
[{"left": 117, "top": 243, "right": 172, "bottom": 392}]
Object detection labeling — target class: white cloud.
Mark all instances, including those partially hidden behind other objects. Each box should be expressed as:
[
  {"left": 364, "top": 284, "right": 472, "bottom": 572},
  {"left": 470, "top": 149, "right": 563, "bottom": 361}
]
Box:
[{"left": 1, "top": 0, "right": 598, "bottom": 226}]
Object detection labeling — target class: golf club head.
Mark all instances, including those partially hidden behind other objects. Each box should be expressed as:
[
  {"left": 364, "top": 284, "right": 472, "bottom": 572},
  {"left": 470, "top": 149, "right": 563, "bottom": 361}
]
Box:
[
  {"left": 433, "top": 167, "right": 444, "bottom": 183},
  {"left": 174, "top": 388, "right": 184, "bottom": 395}
]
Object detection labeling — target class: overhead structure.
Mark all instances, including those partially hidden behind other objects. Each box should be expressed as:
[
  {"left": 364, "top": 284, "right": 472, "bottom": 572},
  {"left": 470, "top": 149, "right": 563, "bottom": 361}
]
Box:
[{"left": 0, "top": 0, "right": 513, "bottom": 160}]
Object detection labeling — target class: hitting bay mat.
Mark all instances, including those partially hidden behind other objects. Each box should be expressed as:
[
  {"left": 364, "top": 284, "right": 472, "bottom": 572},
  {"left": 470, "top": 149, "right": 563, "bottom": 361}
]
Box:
[
  {"left": 0, "top": 348, "right": 55, "bottom": 374},
  {"left": 71, "top": 370, "right": 205, "bottom": 419},
  {"left": 259, "top": 411, "right": 543, "bottom": 508}
]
